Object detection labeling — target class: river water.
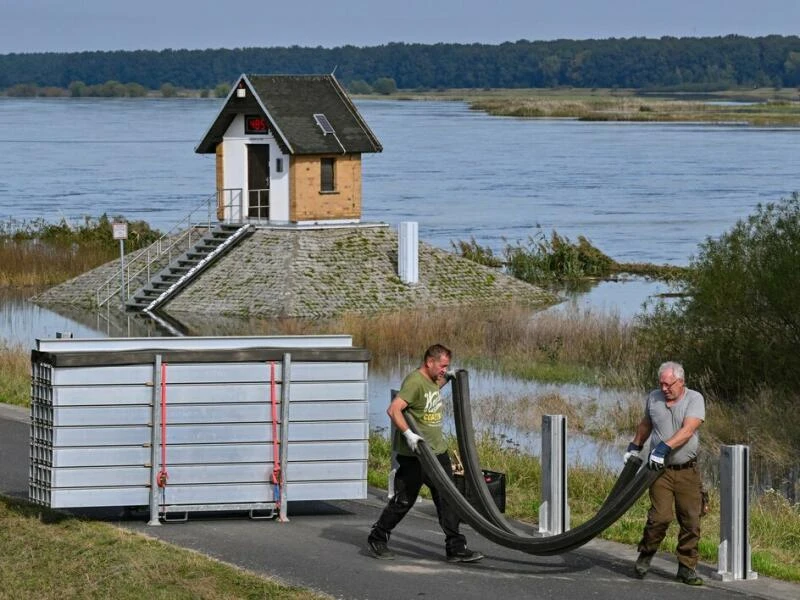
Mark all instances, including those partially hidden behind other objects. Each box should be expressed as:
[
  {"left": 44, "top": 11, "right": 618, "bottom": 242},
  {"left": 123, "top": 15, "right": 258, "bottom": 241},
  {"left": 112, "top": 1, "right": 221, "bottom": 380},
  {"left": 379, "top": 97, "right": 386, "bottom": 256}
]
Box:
[{"left": 1, "top": 97, "right": 798, "bottom": 463}]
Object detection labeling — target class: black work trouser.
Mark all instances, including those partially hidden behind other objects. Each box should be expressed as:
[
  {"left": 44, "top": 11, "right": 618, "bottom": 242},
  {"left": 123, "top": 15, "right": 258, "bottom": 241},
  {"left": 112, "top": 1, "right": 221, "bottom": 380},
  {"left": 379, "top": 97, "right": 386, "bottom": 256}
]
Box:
[{"left": 369, "top": 452, "right": 467, "bottom": 553}]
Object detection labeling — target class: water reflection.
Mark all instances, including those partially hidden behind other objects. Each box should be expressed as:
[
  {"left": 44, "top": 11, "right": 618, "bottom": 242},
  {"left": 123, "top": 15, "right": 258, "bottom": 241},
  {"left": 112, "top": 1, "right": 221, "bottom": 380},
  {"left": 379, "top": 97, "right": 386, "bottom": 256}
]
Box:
[{"left": 0, "top": 288, "right": 104, "bottom": 346}]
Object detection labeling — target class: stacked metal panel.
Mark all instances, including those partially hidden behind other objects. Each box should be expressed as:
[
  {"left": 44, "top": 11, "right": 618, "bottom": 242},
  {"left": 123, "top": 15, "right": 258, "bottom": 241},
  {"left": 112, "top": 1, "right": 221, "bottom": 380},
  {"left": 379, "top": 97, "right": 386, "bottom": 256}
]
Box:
[{"left": 29, "top": 336, "right": 370, "bottom": 518}]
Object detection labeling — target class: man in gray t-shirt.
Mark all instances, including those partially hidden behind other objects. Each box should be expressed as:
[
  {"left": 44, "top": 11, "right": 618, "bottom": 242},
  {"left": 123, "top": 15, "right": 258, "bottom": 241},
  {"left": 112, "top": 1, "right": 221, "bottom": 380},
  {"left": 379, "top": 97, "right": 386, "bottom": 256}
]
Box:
[{"left": 623, "top": 361, "right": 705, "bottom": 586}]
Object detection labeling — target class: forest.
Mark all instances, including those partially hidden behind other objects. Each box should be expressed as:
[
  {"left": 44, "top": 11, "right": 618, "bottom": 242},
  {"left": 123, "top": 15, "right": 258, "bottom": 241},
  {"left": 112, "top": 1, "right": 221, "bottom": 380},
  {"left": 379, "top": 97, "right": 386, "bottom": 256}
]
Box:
[{"left": 1, "top": 35, "right": 799, "bottom": 93}]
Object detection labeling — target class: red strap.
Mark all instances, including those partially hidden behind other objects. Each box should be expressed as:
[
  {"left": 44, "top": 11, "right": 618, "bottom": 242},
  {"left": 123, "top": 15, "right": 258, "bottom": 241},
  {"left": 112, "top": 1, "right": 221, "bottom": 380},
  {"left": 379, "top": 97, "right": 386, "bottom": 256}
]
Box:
[
  {"left": 270, "top": 362, "right": 281, "bottom": 506},
  {"left": 157, "top": 362, "right": 169, "bottom": 488}
]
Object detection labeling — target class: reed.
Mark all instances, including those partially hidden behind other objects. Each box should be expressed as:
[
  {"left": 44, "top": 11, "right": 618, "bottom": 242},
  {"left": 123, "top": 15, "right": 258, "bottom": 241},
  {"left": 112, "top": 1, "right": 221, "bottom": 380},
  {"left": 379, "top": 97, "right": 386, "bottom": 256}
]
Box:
[
  {"left": 0, "top": 240, "right": 117, "bottom": 287},
  {"left": 466, "top": 93, "right": 800, "bottom": 126},
  {"left": 0, "top": 216, "right": 161, "bottom": 288},
  {"left": 287, "top": 303, "right": 650, "bottom": 387},
  {"left": 0, "top": 342, "right": 29, "bottom": 406}
]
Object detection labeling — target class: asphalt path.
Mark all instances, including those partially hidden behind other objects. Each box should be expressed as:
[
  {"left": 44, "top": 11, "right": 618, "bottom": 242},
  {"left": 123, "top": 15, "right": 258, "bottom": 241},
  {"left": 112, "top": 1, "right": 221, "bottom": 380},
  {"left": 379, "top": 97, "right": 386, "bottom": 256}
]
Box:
[{"left": 1, "top": 404, "right": 797, "bottom": 600}]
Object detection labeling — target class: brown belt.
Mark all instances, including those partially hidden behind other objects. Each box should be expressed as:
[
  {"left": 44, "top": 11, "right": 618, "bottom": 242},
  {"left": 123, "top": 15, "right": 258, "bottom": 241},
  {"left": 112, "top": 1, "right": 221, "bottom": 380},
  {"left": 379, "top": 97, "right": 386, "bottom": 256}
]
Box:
[{"left": 667, "top": 460, "right": 697, "bottom": 470}]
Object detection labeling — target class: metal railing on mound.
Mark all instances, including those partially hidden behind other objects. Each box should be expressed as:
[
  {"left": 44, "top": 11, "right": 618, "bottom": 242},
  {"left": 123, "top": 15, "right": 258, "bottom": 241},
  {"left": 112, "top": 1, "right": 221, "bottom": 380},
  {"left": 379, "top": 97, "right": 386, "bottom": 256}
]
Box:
[{"left": 95, "top": 195, "right": 215, "bottom": 309}]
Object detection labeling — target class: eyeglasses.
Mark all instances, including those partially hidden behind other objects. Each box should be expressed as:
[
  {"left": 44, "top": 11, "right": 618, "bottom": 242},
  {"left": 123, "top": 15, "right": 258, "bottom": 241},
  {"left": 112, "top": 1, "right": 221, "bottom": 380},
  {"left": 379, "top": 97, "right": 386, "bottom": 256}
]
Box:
[{"left": 659, "top": 379, "right": 680, "bottom": 392}]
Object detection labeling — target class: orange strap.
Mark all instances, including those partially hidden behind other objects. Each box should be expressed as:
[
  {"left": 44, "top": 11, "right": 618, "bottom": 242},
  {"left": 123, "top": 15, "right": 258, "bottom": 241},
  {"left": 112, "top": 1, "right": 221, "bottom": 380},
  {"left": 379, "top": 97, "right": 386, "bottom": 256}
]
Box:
[
  {"left": 270, "top": 362, "right": 282, "bottom": 506},
  {"left": 157, "top": 362, "right": 169, "bottom": 488}
]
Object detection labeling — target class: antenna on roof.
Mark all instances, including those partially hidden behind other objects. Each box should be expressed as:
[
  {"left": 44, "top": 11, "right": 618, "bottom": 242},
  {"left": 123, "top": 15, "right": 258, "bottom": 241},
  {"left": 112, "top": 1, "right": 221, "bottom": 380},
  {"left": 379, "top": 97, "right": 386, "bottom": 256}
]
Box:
[{"left": 331, "top": 65, "right": 338, "bottom": 75}]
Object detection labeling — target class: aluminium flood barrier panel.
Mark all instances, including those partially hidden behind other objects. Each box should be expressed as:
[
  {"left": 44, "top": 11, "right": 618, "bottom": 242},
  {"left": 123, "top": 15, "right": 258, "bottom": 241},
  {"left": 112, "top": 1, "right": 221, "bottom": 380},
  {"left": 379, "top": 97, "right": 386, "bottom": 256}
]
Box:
[{"left": 29, "top": 337, "right": 370, "bottom": 522}]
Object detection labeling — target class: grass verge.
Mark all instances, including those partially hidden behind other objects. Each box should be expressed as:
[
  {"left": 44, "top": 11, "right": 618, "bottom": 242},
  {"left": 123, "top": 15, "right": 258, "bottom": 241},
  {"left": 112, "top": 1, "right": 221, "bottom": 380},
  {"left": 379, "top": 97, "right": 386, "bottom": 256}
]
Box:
[{"left": 0, "top": 496, "right": 327, "bottom": 600}]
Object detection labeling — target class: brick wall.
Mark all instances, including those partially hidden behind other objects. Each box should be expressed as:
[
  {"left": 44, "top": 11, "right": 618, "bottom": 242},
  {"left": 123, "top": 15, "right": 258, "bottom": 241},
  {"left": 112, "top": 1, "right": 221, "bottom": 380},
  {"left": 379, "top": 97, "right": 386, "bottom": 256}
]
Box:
[{"left": 290, "top": 154, "right": 362, "bottom": 221}]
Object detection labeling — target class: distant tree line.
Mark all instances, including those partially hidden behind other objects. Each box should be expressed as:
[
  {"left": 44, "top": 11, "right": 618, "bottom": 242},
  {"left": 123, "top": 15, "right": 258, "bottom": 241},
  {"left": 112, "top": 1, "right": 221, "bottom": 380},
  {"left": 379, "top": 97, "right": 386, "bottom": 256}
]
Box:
[{"left": 1, "top": 36, "right": 799, "bottom": 93}]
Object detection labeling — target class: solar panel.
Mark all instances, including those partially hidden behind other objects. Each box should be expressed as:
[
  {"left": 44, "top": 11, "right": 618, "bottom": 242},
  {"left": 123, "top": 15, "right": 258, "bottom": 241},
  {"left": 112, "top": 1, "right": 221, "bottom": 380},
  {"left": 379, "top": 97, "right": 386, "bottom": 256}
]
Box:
[{"left": 314, "top": 113, "right": 336, "bottom": 135}]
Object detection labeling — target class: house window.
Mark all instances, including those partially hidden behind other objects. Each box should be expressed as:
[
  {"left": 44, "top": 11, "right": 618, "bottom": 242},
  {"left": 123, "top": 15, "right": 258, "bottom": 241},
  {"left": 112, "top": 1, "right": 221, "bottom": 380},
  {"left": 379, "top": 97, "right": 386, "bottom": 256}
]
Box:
[
  {"left": 275, "top": 158, "right": 283, "bottom": 173},
  {"left": 320, "top": 157, "right": 336, "bottom": 192}
]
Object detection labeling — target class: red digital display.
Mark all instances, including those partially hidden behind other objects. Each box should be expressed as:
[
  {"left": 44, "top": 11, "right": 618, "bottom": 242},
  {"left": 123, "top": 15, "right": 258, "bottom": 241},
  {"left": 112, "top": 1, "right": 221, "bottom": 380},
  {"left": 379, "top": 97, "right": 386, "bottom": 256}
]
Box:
[{"left": 245, "top": 115, "right": 268, "bottom": 134}]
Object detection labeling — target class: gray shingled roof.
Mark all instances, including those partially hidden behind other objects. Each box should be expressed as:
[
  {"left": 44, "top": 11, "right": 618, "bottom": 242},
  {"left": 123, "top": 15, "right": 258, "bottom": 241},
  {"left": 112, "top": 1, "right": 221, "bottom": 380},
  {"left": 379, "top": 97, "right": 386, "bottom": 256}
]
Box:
[{"left": 196, "top": 74, "right": 383, "bottom": 155}]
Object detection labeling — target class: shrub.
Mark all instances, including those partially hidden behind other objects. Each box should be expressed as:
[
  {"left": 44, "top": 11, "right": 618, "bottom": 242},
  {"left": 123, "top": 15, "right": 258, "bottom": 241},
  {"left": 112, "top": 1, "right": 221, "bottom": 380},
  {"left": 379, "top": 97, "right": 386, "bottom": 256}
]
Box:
[
  {"left": 504, "top": 230, "right": 615, "bottom": 283},
  {"left": 637, "top": 192, "right": 800, "bottom": 398},
  {"left": 372, "top": 77, "right": 397, "bottom": 95}
]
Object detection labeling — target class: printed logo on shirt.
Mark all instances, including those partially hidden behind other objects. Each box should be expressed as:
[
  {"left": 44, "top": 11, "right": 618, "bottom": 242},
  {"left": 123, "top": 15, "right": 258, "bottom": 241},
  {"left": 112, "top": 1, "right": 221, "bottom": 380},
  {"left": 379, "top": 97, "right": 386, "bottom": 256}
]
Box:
[{"left": 422, "top": 389, "right": 442, "bottom": 425}]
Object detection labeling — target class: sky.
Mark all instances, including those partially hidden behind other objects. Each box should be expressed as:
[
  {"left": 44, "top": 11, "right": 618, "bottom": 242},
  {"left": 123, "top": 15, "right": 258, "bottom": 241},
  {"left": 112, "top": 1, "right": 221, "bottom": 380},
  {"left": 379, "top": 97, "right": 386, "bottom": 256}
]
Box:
[{"left": 1, "top": 0, "right": 799, "bottom": 54}]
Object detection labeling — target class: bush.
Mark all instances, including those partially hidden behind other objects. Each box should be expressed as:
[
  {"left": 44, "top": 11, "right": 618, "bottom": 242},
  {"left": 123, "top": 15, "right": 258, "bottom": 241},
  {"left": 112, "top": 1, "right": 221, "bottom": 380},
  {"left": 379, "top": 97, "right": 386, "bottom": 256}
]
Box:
[
  {"left": 372, "top": 77, "right": 397, "bottom": 95},
  {"left": 348, "top": 79, "right": 373, "bottom": 94},
  {"left": 160, "top": 82, "right": 177, "bottom": 98},
  {"left": 637, "top": 192, "right": 800, "bottom": 398},
  {"left": 504, "top": 230, "right": 615, "bottom": 283}
]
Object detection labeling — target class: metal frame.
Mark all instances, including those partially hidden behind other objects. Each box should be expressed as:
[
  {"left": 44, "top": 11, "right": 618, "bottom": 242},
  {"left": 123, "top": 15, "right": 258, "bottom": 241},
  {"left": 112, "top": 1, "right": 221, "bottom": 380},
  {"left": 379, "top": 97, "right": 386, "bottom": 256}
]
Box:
[{"left": 29, "top": 338, "right": 369, "bottom": 522}]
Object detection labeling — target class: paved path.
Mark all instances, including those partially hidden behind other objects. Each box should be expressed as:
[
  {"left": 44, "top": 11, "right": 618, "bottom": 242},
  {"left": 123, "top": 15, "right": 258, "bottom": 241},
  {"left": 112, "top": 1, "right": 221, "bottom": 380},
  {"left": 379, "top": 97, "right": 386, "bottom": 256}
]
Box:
[{"left": 2, "top": 404, "right": 797, "bottom": 600}]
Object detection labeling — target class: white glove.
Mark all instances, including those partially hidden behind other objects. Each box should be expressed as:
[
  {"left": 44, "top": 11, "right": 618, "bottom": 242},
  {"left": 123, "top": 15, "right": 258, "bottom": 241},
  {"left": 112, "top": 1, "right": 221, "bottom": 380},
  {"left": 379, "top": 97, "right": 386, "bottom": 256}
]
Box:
[
  {"left": 403, "top": 429, "right": 423, "bottom": 452},
  {"left": 624, "top": 442, "right": 642, "bottom": 464}
]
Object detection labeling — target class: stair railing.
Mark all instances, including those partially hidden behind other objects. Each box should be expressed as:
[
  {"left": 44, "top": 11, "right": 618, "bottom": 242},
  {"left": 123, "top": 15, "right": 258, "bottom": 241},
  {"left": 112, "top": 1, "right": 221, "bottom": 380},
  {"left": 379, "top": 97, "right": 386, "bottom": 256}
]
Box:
[{"left": 95, "top": 194, "right": 215, "bottom": 309}]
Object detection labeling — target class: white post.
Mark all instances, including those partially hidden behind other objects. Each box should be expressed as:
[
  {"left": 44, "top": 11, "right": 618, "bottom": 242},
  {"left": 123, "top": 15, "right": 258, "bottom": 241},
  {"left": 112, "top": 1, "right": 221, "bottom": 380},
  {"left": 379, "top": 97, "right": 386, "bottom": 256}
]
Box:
[
  {"left": 716, "top": 444, "right": 758, "bottom": 581},
  {"left": 539, "top": 414, "right": 570, "bottom": 535},
  {"left": 119, "top": 239, "right": 125, "bottom": 308},
  {"left": 112, "top": 220, "right": 128, "bottom": 309},
  {"left": 398, "top": 221, "right": 419, "bottom": 284}
]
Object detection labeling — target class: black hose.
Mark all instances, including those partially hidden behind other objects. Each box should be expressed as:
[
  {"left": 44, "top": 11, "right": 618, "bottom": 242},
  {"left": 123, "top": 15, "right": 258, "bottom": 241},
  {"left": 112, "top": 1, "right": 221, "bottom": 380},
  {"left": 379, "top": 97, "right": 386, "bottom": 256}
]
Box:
[
  {"left": 450, "top": 369, "right": 643, "bottom": 538},
  {"left": 407, "top": 413, "right": 659, "bottom": 555},
  {"left": 451, "top": 369, "right": 522, "bottom": 534}
]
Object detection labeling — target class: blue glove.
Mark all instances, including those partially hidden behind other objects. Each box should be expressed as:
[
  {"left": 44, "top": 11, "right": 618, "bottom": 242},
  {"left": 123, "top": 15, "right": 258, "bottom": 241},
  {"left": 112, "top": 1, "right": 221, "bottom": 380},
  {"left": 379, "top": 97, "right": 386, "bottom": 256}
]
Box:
[
  {"left": 623, "top": 442, "right": 643, "bottom": 464},
  {"left": 648, "top": 441, "right": 672, "bottom": 470}
]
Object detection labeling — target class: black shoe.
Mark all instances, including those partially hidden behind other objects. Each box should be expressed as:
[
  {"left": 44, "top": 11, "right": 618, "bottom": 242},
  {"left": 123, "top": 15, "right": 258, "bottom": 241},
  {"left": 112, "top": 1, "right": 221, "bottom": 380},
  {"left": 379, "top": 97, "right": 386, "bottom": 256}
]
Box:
[
  {"left": 446, "top": 548, "right": 484, "bottom": 563},
  {"left": 368, "top": 539, "right": 395, "bottom": 560},
  {"left": 677, "top": 565, "right": 704, "bottom": 586},
  {"left": 634, "top": 552, "right": 654, "bottom": 578}
]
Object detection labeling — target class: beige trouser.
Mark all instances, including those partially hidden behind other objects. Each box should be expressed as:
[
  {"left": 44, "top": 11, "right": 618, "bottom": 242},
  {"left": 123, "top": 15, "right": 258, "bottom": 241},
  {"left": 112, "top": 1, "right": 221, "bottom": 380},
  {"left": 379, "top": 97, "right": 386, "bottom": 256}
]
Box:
[{"left": 637, "top": 463, "right": 703, "bottom": 569}]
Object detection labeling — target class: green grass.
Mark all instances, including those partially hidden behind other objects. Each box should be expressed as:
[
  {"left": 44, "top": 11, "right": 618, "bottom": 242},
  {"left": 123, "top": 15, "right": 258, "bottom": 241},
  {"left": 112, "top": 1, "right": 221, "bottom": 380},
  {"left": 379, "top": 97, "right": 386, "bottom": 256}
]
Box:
[
  {"left": 0, "top": 342, "right": 28, "bottom": 406},
  {"left": 0, "top": 496, "right": 327, "bottom": 600}
]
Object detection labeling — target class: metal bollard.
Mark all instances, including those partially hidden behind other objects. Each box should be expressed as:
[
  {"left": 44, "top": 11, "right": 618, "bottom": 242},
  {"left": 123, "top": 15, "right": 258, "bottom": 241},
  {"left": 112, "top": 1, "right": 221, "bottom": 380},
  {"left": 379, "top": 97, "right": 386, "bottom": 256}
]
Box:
[
  {"left": 715, "top": 444, "right": 758, "bottom": 581},
  {"left": 539, "top": 414, "right": 570, "bottom": 535}
]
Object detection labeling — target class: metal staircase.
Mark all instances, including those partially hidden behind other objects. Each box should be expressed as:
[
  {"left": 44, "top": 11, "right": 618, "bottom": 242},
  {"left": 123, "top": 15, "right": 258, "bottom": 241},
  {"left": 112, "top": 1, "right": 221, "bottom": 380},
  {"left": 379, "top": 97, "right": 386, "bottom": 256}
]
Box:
[{"left": 126, "top": 223, "right": 254, "bottom": 312}]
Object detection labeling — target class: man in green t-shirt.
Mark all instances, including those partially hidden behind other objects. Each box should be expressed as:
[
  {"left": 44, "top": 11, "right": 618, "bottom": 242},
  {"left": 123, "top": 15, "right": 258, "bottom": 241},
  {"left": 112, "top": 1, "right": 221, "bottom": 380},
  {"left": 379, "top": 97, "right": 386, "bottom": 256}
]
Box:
[{"left": 367, "top": 344, "right": 484, "bottom": 563}]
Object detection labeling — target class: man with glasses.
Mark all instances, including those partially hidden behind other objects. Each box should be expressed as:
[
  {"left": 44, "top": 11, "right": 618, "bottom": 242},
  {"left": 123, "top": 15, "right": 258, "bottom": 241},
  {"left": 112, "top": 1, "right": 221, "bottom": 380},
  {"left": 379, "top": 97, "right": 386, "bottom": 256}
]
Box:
[{"left": 623, "top": 361, "right": 705, "bottom": 585}]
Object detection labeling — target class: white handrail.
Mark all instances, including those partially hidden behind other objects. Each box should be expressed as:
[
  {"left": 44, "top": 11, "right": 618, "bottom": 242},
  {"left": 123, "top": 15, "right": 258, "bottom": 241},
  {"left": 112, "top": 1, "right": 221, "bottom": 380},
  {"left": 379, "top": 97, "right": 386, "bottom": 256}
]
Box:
[
  {"left": 143, "top": 224, "right": 253, "bottom": 313},
  {"left": 95, "top": 195, "right": 215, "bottom": 309}
]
